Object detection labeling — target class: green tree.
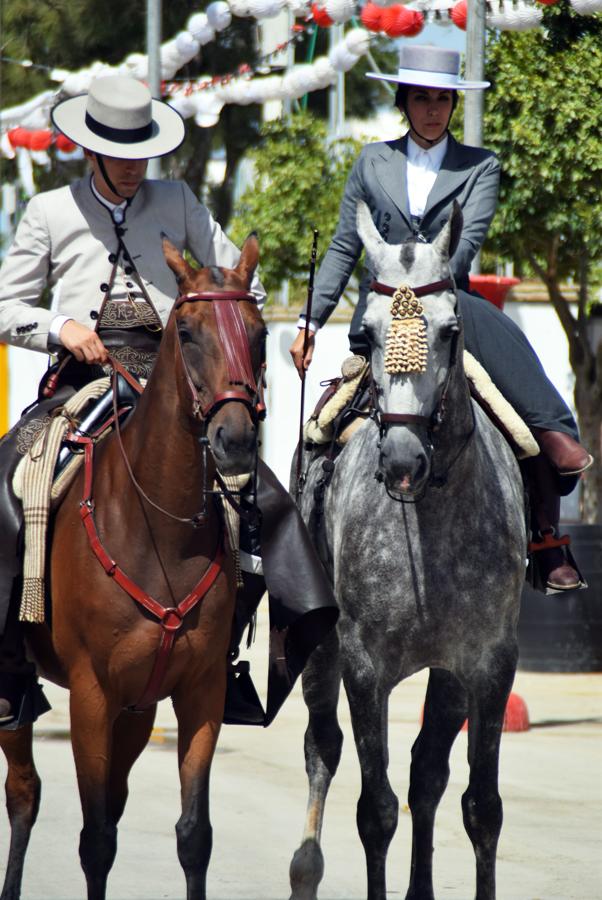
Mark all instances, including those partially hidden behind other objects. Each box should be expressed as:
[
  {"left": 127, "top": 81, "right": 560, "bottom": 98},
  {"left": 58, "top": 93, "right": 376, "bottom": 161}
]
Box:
[
  {"left": 229, "top": 112, "right": 362, "bottom": 297},
  {"left": 483, "top": 4, "right": 602, "bottom": 523}
]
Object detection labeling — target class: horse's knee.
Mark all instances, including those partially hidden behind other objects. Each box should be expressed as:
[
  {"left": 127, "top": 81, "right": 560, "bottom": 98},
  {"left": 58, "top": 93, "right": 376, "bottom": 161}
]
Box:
[
  {"left": 79, "top": 821, "right": 117, "bottom": 878},
  {"left": 289, "top": 838, "right": 324, "bottom": 900},
  {"left": 461, "top": 785, "right": 503, "bottom": 851},
  {"left": 175, "top": 813, "right": 212, "bottom": 873},
  {"left": 305, "top": 714, "right": 343, "bottom": 780},
  {"left": 408, "top": 734, "right": 451, "bottom": 813},
  {"left": 357, "top": 780, "right": 399, "bottom": 850},
  {"left": 6, "top": 767, "right": 41, "bottom": 829}
]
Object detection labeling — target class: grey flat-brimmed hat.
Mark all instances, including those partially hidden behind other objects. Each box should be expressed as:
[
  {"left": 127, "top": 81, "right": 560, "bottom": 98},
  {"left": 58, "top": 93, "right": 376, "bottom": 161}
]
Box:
[
  {"left": 51, "top": 75, "right": 186, "bottom": 159},
  {"left": 366, "top": 45, "right": 490, "bottom": 91}
]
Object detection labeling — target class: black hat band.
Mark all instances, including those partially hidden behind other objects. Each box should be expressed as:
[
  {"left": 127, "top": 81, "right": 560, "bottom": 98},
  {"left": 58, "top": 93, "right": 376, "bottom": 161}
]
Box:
[{"left": 85, "top": 112, "right": 154, "bottom": 144}]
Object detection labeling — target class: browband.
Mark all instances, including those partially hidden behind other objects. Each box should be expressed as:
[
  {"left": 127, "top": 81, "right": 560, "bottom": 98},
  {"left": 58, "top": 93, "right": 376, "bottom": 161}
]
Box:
[
  {"left": 175, "top": 291, "right": 257, "bottom": 308},
  {"left": 370, "top": 278, "right": 454, "bottom": 298}
]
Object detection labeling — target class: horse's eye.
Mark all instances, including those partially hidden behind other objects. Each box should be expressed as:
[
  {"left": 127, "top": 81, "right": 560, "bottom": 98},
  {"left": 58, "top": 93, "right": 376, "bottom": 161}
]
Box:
[
  {"left": 440, "top": 322, "right": 460, "bottom": 342},
  {"left": 178, "top": 325, "right": 194, "bottom": 344}
]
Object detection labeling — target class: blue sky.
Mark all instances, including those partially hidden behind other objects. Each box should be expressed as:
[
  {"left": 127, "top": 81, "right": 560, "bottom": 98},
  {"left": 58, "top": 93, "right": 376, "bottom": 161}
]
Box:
[{"left": 399, "top": 20, "right": 467, "bottom": 54}]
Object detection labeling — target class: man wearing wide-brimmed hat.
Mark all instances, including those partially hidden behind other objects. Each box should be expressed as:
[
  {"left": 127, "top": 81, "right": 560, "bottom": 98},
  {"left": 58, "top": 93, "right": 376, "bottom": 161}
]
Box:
[
  {"left": 0, "top": 76, "right": 337, "bottom": 730},
  {"left": 289, "top": 44, "right": 592, "bottom": 595}
]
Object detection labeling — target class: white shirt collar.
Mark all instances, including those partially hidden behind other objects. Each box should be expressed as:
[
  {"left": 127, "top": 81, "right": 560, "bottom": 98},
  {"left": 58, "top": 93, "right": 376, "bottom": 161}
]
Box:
[
  {"left": 90, "top": 175, "right": 127, "bottom": 216},
  {"left": 407, "top": 134, "right": 448, "bottom": 170}
]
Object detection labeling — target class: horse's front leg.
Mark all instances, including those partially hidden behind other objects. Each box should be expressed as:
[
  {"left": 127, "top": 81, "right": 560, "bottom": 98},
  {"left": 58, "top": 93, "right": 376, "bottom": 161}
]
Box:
[
  {"left": 0, "top": 725, "right": 41, "bottom": 900},
  {"left": 289, "top": 629, "right": 343, "bottom": 900},
  {"left": 405, "top": 668, "right": 468, "bottom": 900},
  {"left": 462, "top": 643, "right": 518, "bottom": 900},
  {"left": 343, "top": 643, "right": 398, "bottom": 900},
  {"left": 69, "top": 674, "right": 119, "bottom": 900},
  {"left": 172, "top": 663, "right": 224, "bottom": 900}
]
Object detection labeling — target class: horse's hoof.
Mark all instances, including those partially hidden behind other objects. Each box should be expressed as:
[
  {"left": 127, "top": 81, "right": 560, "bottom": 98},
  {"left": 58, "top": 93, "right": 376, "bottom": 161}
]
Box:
[{"left": 289, "top": 838, "right": 324, "bottom": 900}]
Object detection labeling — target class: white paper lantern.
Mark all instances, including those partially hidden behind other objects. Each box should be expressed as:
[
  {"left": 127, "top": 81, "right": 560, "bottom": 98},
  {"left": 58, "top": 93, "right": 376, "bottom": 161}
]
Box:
[
  {"left": 344, "top": 28, "right": 371, "bottom": 56},
  {"left": 61, "top": 72, "right": 94, "bottom": 95},
  {"left": 168, "top": 94, "right": 198, "bottom": 119},
  {"left": 281, "top": 65, "right": 317, "bottom": 99},
  {"left": 570, "top": 0, "right": 602, "bottom": 12},
  {"left": 175, "top": 31, "right": 201, "bottom": 60},
  {"left": 187, "top": 12, "right": 217, "bottom": 44},
  {"left": 329, "top": 44, "right": 360, "bottom": 72},
  {"left": 193, "top": 93, "right": 224, "bottom": 127},
  {"left": 247, "top": 0, "right": 287, "bottom": 17},
  {"left": 16, "top": 147, "right": 35, "bottom": 198},
  {"left": 206, "top": 1, "right": 232, "bottom": 30},
  {"left": 312, "top": 56, "right": 337, "bottom": 88},
  {"left": 324, "top": 0, "right": 356, "bottom": 22},
  {"left": 119, "top": 53, "right": 149, "bottom": 79},
  {"left": 370, "top": 0, "right": 399, "bottom": 7},
  {"left": 0, "top": 132, "right": 16, "bottom": 159},
  {"left": 488, "top": 1, "right": 542, "bottom": 30},
  {"left": 228, "top": 0, "right": 254, "bottom": 15},
  {"left": 287, "top": 0, "right": 311, "bottom": 15}
]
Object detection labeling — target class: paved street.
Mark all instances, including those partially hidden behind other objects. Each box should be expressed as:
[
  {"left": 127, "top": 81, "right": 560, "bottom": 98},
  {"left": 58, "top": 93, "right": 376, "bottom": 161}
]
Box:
[{"left": 0, "top": 609, "right": 600, "bottom": 900}]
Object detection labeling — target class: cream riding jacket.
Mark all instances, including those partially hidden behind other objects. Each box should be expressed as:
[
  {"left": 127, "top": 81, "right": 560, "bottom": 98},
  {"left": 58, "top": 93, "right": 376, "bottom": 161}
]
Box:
[{"left": 0, "top": 176, "right": 265, "bottom": 354}]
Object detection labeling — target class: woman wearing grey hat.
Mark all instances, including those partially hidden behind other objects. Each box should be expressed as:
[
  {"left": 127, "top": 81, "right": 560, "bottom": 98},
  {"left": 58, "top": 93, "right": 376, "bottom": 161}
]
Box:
[
  {"left": 289, "top": 44, "right": 592, "bottom": 594},
  {"left": 0, "top": 76, "right": 337, "bottom": 729}
]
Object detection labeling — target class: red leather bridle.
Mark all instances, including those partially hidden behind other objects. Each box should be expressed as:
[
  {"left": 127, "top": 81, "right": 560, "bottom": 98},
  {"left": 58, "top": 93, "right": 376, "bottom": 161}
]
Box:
[{"left": 174, "top": 290, "right": 266, "bottom": 425}]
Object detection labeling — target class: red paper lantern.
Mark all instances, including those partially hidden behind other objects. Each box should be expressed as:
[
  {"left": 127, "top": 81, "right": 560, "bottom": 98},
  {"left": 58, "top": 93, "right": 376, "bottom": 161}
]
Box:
[
  {"left": 360, "top": 1, "right": 384, "bottom": 31},
  {"left": 311, "top": 3, "right": 334, "bottom": 26},
  {"left": 29, "top": 130, "right": 53, "bottom": 151},
  {"left": 54, "top": 133, "right": 78, "bottom": 153},
  {"left": 450, "top": 0, "right": 468, "bottom": 29},
  {"left": 399, "top": 9, "right": 424, "bottom": 37},
  {"left": 7, "top": 127, "right": 31, "bottom": 149},
  {"left": 382, "top": 5, "right": 424, "bottom": 38}
]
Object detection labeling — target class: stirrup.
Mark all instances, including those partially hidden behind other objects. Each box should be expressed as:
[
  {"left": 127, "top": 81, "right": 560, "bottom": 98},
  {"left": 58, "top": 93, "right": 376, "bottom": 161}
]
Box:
[
  {"left": 527, "top": 530, "right": 588, "bottom": 595},
  {"left": 0, "top": 672, "right": 51, "bottom": 731}
]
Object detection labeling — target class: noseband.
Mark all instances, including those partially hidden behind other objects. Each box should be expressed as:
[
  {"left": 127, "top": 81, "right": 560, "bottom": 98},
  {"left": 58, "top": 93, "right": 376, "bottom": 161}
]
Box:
[{"left": 174, "top": 290, "right": 266, "bottom": 426}]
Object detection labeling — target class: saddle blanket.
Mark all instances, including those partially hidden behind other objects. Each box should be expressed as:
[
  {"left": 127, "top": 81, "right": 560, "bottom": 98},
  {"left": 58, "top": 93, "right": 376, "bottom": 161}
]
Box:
[
  {"left": 304, "top": 351, "right": 540, "bottom": 460},
  {"left": 12, "top": 378, "right": 249, "bottom": 625}
]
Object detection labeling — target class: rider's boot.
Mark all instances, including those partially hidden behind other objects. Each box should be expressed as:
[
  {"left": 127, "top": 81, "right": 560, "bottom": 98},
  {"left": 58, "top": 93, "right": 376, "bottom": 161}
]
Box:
[
  {"left": 532, "top": 428, "right": 593, "bottom": 477},
  {"left": 223, "top": 519, "right": 266, "bottom": 726},
  {"left": 526, "top": 454, "right": 586, "bottom": 593}
]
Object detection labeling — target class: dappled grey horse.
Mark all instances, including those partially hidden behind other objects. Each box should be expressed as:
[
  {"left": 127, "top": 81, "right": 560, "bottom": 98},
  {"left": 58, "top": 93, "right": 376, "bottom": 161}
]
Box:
[{"left": 289, "top": 202, "right": 526, "bottom": 900}]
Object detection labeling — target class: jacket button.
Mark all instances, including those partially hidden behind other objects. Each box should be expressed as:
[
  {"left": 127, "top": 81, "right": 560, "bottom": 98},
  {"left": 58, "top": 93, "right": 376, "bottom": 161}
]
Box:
[
  {"left": 108, "top": 253, "right": 117, "bottom": 263},
  {"left": 100, "top": 283, "right": 109, "bottom": 292},
  {"left": 124, "top": 266, "right": 133, "bottom": 275},
  {"left": 16, "top": 326, "right": 22, "bottom": 334},
  {"left": 32, "top": 322, "right": 37, "bottom": 328},
  {"left": 116, "top": 227, "right": 125, "bottom": 237},
  {"left": 384, "top": 212, "right": 391, "bottom": 221},
  {"left": 125, "top": 281, "right": 134, "bottom": 289},
  {"left": 90, "top": 311, "right": 99, "bottom": 320}
]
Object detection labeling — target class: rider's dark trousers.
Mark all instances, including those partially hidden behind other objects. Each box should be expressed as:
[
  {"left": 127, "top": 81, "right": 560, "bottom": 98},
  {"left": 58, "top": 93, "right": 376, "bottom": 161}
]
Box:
[{"left": 349, "top": 287, "right": 579, "bottom": 442}]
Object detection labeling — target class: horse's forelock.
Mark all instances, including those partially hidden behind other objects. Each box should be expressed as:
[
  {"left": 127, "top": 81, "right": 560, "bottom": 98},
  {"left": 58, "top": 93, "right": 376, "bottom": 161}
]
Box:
[
  {"left": 209, "top": 266, "right": 225, "bottom": 287},
  {"left": 399, "top": 242, "right": 416, "bottom": 272}
]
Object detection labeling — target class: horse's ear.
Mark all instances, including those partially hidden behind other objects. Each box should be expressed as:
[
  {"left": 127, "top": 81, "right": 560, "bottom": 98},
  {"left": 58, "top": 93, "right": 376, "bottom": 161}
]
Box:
[
  {"left": 433, "top": 202, "right": 463, "bottom": 261},
  {"left": 356, "top": 201, "right": 385, "bottom": 266},
  {"left": 236, "top": 232, "right": 259, "bottom": 287},
  {"left": 162, "top": 234, "right": 196, "bottom": 285}
]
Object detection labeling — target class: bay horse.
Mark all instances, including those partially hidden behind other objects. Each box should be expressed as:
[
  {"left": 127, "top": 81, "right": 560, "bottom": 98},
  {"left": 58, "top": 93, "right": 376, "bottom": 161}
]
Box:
[
  {"left": 0, "top": 233, "right": 265, "bottom": 900},
  {"left": 289, "top": 203, "right": 526, "bottom": 900}
]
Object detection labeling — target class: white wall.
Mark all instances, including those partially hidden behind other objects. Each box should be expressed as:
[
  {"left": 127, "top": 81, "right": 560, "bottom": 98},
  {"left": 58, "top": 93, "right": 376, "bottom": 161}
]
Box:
[{"left": 6, "top": 304, "right": 581, "bottom": 515}]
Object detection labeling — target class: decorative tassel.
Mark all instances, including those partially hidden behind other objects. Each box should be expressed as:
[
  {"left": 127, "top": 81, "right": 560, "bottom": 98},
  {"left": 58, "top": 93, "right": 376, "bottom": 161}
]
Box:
[{"left": 384, "top": 285, "right": 428, "bottom": 374}]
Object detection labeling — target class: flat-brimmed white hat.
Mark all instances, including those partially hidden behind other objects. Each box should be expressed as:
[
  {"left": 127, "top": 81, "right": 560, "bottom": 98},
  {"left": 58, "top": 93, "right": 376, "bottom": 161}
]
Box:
[
  {"left": 366, "top": 45, "right": 490, "bottom": 91},
  {"left": 51, "top": 75, "right": 185, "bottom": 159}
]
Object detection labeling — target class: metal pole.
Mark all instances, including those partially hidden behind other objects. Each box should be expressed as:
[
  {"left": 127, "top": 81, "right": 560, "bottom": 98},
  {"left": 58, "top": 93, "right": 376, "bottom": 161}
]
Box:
[
  {"left": 463, "top": 0, "right": 486, "bottom": 148},
  {"left": 463, "top": 0, "right": 486, "bottom": 272},
  {"left": 146, "top": 0, "right": 162, "bottom": 180}
]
